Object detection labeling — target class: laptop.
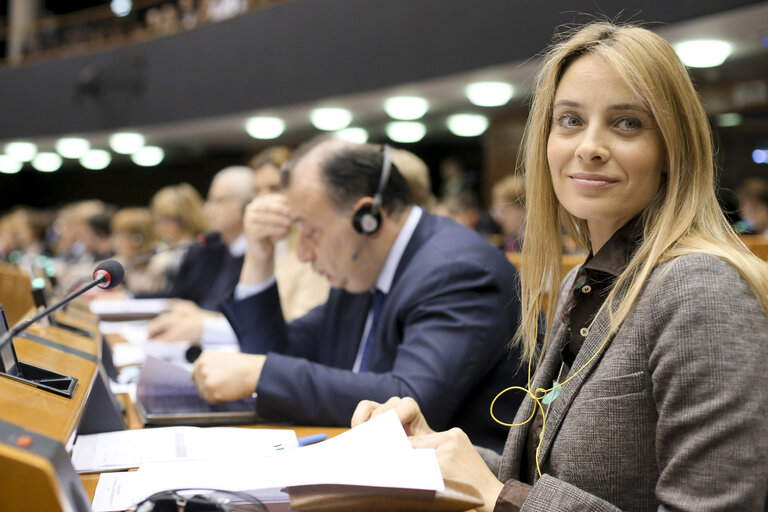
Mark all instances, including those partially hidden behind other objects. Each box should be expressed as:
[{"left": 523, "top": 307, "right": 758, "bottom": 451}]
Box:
[{"left": 135, "top": 356, "right": 261, "bottom": 426}]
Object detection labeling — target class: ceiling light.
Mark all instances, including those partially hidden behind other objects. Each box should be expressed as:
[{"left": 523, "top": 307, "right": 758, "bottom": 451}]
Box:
[
  {"left": 673, "top": 40, "right": 732, "bottom": 68},
  {"left": 0, "top": 155, "right": 22, "bottom": 174},
  {"left": 447, "top": 114, "right": 489, "bottom": 137},
  {"left": 383, "top": 96, "right": 429, "bottom": 120},
  {"left": 753, "top": 149, "right": 767, "bottom": 164},
  {"left": 109, "top": 132, "right": 145, "bottom": 154},
  {"left": 245, "top": 116, "right": 285, "bottom": 139},
  {"left": 465, "top": 82, "right": 514, "bottom": 107},
  {"left": 386, "top": 122, "right": 426, "bottom": 143},
  {"left": 56, "top": 137, "right": 91, "bottom": 159},
  {"left": 310, "top": 108, "right": 352, "bottom": 131},
  {"left": 131, "top": 146, "right": 164, "bottom": 167},
  {"left": 80, "top": 149, "right": 112, "bottom": 170},
  {"left": 110, "top": 0, "right": 131, "bottom": 17},
  {"left": 4, "top": 142, "right": 37, "bottom": 162},
  {"left": 333, "top": 127, "right": 369, "bottom": 144},
  {"left": 715, "top": 113, "right": 742, "bottom": 128},
  {"left": 32, "top": 152, "right": 63, "bottom": 172}
]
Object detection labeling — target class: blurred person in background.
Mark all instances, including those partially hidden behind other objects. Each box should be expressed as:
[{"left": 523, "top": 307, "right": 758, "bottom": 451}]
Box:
[
  {"left": 8, "top": 207, "right": 55, "bottom": 257},
  {"left": 178, "top": 0, "right": 198, "bottom": 30},
  {"left": 490, "top": 175, "right": 526, "bottom": 253},
  {"left": 391, "top": 148, "right": 435, "bottom": 210},
  {"left": 150, "top": 182, "right": 208, "bottom": 288},
  {"left": 53, "top": 200, "right": 112, "bottom": 290},
  {"left": 439, "top": 157, "right": 475, "bottom": 198},
  {"left": 0, "top": 214, "right": 15, "bottom": 260},
  {"left": 433, "top": 191, "right": 480, "bottom": 230},
  {"left": 83, "top": 210, "right": 115, "bottom": 261},
  {"left": 52, "top": 200, "right": 108, "bottom": 263},
  {"left": 111, "top": 207, "right": 167, "bottom": 295},
  {"left": 736, "top": 178, "right": 768, "bottom": 236},
  {"left": 144, "top": 166, "right": 253, "bottom": 347}
]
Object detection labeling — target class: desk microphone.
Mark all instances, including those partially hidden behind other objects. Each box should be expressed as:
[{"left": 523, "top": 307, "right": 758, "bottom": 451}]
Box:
[
  {"left": 0, "top": 260, "right": 124, "bottom": 347},
  {"left": 185, "top": 345, "right": 202, "bottom": 363}
]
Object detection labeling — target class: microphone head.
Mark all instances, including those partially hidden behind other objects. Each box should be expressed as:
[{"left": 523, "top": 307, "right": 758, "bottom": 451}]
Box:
[
  {"left": 196, "top": 231, "right": 221, "bottom": 247},
  {"left": 92, "top": 259, "right": 125, "bottom": 289},
  {"left": 185, "top": 345, "right": 203, "bottom": 363}
]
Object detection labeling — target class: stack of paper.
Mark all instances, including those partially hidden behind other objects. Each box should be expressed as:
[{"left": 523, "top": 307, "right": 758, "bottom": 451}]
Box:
[
  {"left": 90, "top": 298, "right": 169, "bottom": 320},
  {"left": 72, "top": 426, "right": 298, "bottom": 473},
  {"left": 91, "top": 411, "right": 444, "bottom": 512}
]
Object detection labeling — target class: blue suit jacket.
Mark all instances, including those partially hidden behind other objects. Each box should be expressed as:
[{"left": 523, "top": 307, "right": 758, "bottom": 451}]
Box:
[
  {"left": 223, "top": 212, "right": 526, "bottom": 452},
  {"left": 142, "top": 233, "right": 243, "bottom": 312}
]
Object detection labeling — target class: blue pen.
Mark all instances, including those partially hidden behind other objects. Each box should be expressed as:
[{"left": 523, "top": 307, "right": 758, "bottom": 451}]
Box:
[{"left": 297, "top": 433, "right": 327, "bottom": 447}]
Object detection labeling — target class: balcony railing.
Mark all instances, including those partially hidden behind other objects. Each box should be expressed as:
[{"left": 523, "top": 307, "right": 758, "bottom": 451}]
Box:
[{"left": 0, "top": 0, "right": 290, "bottom": 68}]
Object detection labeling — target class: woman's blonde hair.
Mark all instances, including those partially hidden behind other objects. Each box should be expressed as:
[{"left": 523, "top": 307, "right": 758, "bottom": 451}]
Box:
[
  {"left": 150, "top": 183, "right": 208, "bottom": 237},
  {"left": 112, "top": 207, "right": 156, "bottom": 255},
  {"left": 518, "top": 21, "right": 768, "bottom": 361}
]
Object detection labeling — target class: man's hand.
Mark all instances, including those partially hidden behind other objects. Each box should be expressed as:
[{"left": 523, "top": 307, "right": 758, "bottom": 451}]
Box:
[
  {"left": 147, "top": 311, "right": 204, "bottom": 342},
  {"left": 146, "top": 300, "right": 213, "bottom": 342},
  {"left": 240, "top": 194, "right": 292, "bottom": 285},
  {"left": 191, "top": 351, "right": 266, "bottom": 403}
]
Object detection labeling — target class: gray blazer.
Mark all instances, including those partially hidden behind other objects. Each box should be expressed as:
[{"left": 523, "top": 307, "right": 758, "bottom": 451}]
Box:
[{"left": 481, "top": 253, "right": 768, "bottom": 511}]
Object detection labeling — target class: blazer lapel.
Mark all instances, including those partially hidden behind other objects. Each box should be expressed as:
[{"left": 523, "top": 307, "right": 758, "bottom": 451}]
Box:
[{"left": 534, "top": 305, "right": 616, "bottom": 471}]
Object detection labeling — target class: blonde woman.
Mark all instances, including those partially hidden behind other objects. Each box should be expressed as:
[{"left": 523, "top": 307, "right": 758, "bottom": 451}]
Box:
[
  {"left": 150, "top": 183, "right": 207, "bottom": 246},
  {"left": 150, "top": 183, "right": 208, "bottom": 286},
  {"left": 353, "top": 22, "right": 768, "bottom": 511}
]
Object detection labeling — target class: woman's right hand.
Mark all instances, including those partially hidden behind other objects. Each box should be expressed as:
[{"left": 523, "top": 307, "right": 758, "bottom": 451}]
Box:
[
  {"left": 351, "top": 396, "right": 436, "bottom": 437},
  {"left": 352, "top": 397, "right": 504, "bottom": 511}
]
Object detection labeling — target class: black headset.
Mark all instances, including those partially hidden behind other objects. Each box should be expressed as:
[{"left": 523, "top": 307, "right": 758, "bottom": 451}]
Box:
[{"left": 352, "top": 144, "right": 392, "bottom": 236}]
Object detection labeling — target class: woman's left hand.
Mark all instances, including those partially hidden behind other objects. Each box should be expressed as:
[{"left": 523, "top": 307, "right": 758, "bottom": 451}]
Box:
[{"left": 411, "top": 428, "right": 504, "bottom": 512}]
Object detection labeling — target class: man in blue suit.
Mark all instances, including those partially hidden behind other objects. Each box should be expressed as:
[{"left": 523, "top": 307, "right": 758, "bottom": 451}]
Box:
[{"left": 191, "top": 140, "right": 525, "bottom": 452}]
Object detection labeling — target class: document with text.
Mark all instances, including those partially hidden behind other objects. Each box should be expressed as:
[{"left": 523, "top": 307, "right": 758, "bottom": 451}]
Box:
[
  {"left": 91, "top": 411, "right": 444, "bottom": 512},
  {"left": 73, "top": 426, "right": 297, "bottom": 473}
]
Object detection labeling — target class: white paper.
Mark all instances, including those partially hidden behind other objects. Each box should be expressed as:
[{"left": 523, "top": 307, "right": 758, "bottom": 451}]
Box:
[
  {"left": 99, "top": 320, "right": 151, "bottom": 345},
  {"left": 90, "top": 298, "right": 169, "bottom": 317},
  {"left": 73, "top": 426, "right": 297, "bottom": 473},
  {"left": 111, "top": 341, "right": 191, "bottom": 367},
  {"left": 91, "top": 411, "right": 444, "bottom": 512}
]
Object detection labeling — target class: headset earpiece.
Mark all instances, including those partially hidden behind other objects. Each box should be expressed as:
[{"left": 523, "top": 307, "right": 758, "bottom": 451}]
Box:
[
  {"left": 351, "top": 144, "right": 392, "bottom": 236},
  {"left": 352, "top": 204, "right": 382, "bottom": 235}
]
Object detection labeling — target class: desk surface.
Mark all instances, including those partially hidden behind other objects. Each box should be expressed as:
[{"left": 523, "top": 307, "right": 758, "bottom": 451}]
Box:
[{"left": 78, "top": 393, "right": 349, "bottom": 501}]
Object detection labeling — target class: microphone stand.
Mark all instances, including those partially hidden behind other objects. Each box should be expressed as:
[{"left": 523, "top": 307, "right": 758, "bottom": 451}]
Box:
[{"left": 0, "top": 274, "right": 109, "bottom": 348}]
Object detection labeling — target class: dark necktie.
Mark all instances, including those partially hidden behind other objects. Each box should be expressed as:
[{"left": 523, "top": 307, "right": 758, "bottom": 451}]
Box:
[{"left": 358, "top": 289, "right": 385, "bottom": 372}]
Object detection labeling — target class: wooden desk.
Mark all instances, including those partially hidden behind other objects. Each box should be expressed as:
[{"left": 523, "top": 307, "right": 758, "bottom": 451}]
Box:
[{"left": 0, "top": 306, "right": 110, "bottom": 512}]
